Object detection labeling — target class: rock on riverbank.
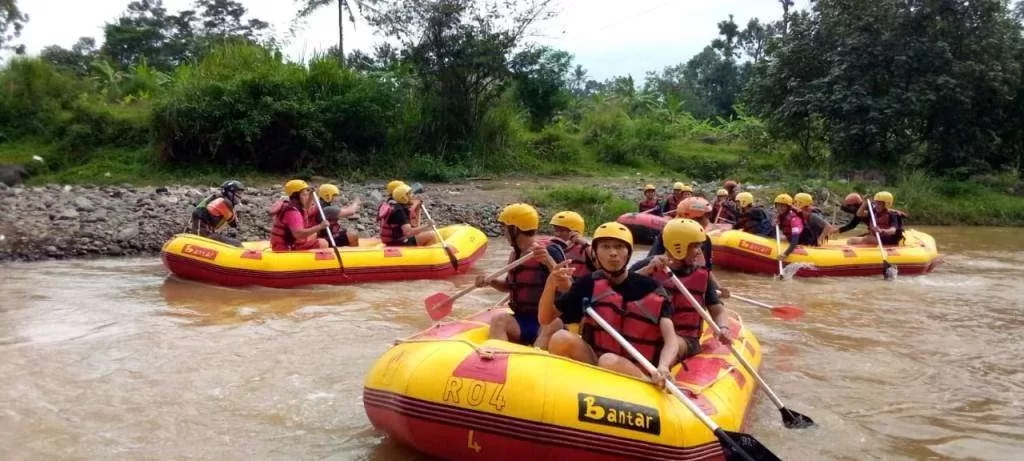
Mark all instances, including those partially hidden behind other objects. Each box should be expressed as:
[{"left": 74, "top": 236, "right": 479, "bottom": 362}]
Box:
[{"left": 0, "top": 183, "right": 508, "bottom": 262}]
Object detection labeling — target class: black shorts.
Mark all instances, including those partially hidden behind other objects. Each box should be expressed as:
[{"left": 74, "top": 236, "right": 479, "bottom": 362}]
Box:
[
  {"left": 880, "top": 233, "right": 902, "bottom": 246},
  {"left": 333, "top": 229, "right": 356, "bottom": 246},
  {"left": 398, "top": 236, "right": 418, "bottom": 246},
  {"left": 678, "top": 336, "right": 701, "bottom": 360}
]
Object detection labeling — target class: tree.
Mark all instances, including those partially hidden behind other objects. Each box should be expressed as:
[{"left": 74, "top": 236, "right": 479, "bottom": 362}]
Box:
[
  {"left": 0, "top": 0, "right": 28, "bottom": 55},
  {"left": 510, "top": 46, "right": 572, "bottom": 129},
  {"left": 40, "top": 37, "right": 98, "bottom": 76},
  {"left": 295, "top": 0, "right": 378, "bottom": 65}
]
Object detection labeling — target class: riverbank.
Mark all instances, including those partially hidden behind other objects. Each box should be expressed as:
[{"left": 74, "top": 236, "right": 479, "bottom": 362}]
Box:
[{"left": 1, "top": 176, "right": 1023, "bottom": 262}]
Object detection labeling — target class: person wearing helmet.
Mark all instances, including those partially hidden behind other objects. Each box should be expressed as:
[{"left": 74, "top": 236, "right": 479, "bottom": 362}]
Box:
[
  {"left": 634, "top": 219, "right": 732, "bottom": 360},
  {"left": 848, "top": 191, "right": 906, "bottom": 246},
  {"left": 833, "top": 193, "right": 867, "bottom": 234},
  {"left": 189, "top": 180, "right": 245, "bottom": 247},
  {"left": 378, "top": 184, "right": 436, "bottom": 247},
  {"left": 723, "top": 179, "right": 740, "bottom": 198},
  {"left": 307, "top": 184, "right": 362, "bottom": 247},
  {"left": 550, "top": 211, "right": 595, "bottom": 279},
  {"left": 636, "top": 197, "right": 731, "bottom": 298},
  {"left": 732, "top": 192, "right": 774, "bottom": 237},
  {"left": 710, "top": 188, "right": 736, "bottom": 224},
  {"left": 478, "top": 203, "right": 566, "bottom": 346},
  {"left": 269, "top": 179, "right": 330, "bottom": 251},
  {"left": 638, "top": 184, "right": 660, "bottom": 213},
  {"left": 539, "top": 223, "right": 679, "bottom": 386},
  {"left": 662, "top": 182, "right": 694, "bottom": 216},
  {"left": 793, "top": 193, "right": 833, "bottom": 247},
  {"left": 774, "top": 193, "right": 806, "bottom": 260}
]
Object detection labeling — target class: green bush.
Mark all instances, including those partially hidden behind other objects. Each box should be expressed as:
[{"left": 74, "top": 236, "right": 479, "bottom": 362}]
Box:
[
  {"left": 528, "top": 123, "right": 584, "bottom": 164},
  {"left": 57, "top": 96, "right": 151, "bottom": 154},
  {"left": 525, "top": 185, "right": 636, "bottom": 232},
  {"left": 580, "top": 106, "right": 638, "bottom": 166},
  {"left": 0, "top": 58, "right": 85, "bottom": 138}
]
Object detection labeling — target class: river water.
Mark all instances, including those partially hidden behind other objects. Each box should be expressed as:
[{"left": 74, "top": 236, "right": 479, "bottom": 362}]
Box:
[{"left": 1, "top": 227, "right": 1022, "bottom": 460}]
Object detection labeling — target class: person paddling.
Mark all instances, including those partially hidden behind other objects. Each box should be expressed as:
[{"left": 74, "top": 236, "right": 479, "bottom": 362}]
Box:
[
  {"left": 638, "top": 184, "right": 660, "bottom": 213},
  {"left": 308, "top": 184, "right": 361, "bottom": 247},
  {"left": 633, "top": 219, "right": 733, "bottom": 362},
  {"left": 189, "top": 180, "right": 245, "bottom": 247},
  {"left": 269, "top": 180, "right": 329, "bottom": 252},
  {"left": 549, "top": 211, "right": 595, "bottom": 279},
  {"left": 831, "top": 193, "right": 867, "bottom": 235},
  {"left": 480, "top": 204, "right": 566, "bottom": 346},
  {"left": 378, "top": 184, "right": 436, "bottom": 246},
  {"left": 847, "top": 191, "right": 906, "bottom": 246},
  {"left": 733, "top": 192, "right": 774, "bottom": 237},
  {"left": 539, "top": 222, "right": 679, "bottom": 386},
  {"left": 774, "top": 193, "right": 805, "bottom": 261},
  {"left": 638, "top": 197, "right": 730, "bottom": 298},
  {"left": 793, "top": 193, "right": 833, "bottom": 247},
  {"left": 662, "top": 182, "right": 693, "bottom": 216}
]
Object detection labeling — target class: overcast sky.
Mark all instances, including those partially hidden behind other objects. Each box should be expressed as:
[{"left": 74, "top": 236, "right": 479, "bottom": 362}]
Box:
[{"left": 11, "top": 0, "right": 809, "bottom": 80}]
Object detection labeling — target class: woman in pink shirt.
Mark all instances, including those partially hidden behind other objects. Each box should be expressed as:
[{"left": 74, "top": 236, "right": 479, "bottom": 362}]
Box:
[{"left": 269, "top": 179, "right": 329, "bottom": 251}]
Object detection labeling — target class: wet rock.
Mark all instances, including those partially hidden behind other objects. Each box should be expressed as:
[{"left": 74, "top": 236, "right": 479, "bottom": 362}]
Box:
[
  {"left": 0, "top": 165, "right": 29, "bottom": 187},
  {"left": 155, "top": 186, "right": 169, "bottom": 194},
  {"left": 57, "top": 208, "right": 79, "bottom": 220},
  {"left": 116, "top": 225, "right": 140, "bottom": 242},
  {"left": 73, "top": 196, "right": 95, "bottom": 212}
]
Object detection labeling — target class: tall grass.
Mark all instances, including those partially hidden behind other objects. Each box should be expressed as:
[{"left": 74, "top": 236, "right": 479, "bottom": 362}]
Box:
[{"left": 525, "top": 185, "right": 636, "bottom": 233}]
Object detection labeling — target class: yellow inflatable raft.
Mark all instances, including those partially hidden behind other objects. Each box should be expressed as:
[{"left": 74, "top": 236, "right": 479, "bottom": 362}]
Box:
[
  {"left": 160, "top": 224, "right": 488, "bottom": 288},
  {"left": 363, "top": 306, "right": 762, "bottom": 460},
  {"left": 708, "top": 226, "right": 941, "bottom": 277}
]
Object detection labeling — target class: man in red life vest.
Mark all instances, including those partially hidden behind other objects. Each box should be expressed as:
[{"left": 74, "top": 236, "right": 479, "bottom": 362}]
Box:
[
  {"left": 633, "top": 218, "right": 732, "bottom": 361},
  {"left": 549, "top": 211, "right": 595, "bottom": 279},
  {"left": 539, "top": 222, "right": 679, "bottom": 387},
  {"left": 662, "top": 182, "right": 693, "bottom": 216},
  {"left": 638, "top": 184, "right": 659, "bottom": 213},
  {"left": 269, "top": 179, "right": 330, "bottom": 251},
  {"left": 479, "top": 203, "right": 566, "bottom": 346},
  {"left": 378, "top": 184, "right": 436, "bottom": 246},
  {"left": 847, "top": 191, "right": 906, "bottom": 246}
]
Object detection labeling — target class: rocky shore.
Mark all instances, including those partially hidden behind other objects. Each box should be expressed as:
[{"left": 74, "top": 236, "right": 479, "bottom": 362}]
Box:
[{"left": 0, "top": 182, "right": 509, "bottom": 262}]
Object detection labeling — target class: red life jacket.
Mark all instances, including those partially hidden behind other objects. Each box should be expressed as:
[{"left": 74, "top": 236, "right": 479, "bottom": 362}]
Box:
[
  {"left": 378, "top": 200, "right": 406, "bottom": 245},
  {"left": 580, "top": 276, "right": 669, "bottom": 364},
  {"left": 649, "top": 267, "right": 708, "bottom": 339},
  {"left": 638, "top": 198, "right": 659, "bottom": 212},
  {"left": 565, "top": 240, "right": 592, "bottom": 279},
  {"left": 665, "top": 195, "right": 682, "bottom": 214},
  {"left": 270, "top": 201, "right": 302, "bottom": 250},
  {"left": 506, "top": 237, "right": 554, "bottom": 317},
  {"left": 872, "top": 208, "right": 905, "bottom": 229}
]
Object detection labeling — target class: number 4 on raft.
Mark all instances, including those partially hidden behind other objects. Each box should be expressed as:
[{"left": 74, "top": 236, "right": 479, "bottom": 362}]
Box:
[{"left": 467, "top": 430, "right": 482, "bottom": 453}]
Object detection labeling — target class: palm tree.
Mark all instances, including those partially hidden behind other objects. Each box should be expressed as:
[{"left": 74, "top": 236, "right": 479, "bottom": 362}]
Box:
[{"left": 295, "top": 0, "right": 377, "bottom": 65}]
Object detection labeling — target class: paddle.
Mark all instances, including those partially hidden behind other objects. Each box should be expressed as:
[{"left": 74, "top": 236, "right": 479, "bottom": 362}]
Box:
[
  {"left": 668, "top": 268, "right": 814, "bottom": 428},
  {"left": 723, "top": 291, "right": 804, "bottom": 320},
  {"left": 313, "top": 195, "right": 345, "bottom": 274},
  {"left": 866, "top": 199, "right": 897, "bottom": 281},
  {"left": 773, "top": 225, "right": 785, "bottom": 280},
  {"left": 584, "top": 307, "right": 781, "bottom": 461},
  {"left": 419, "top": 203, "right": 459, "bottom": 271},
  {"left": 424, "top": 253, "right": 533, "bottom": 321}
]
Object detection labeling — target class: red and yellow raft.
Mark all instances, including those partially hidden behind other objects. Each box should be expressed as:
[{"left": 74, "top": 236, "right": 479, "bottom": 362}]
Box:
[
  {"left": 616, "top": 212, "right": 668, "bottom": 244},
  {"left": 708, "top": 225, "right": 941, "bottom": 277},
  {"left": 160, "top": 224, "right": 487, "bottom": 288},
  {"left": 363, "top": 306, "right": 762, "bottom": 460}
]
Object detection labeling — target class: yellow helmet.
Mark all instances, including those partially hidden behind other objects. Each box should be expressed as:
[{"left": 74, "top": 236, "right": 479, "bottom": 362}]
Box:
[
  {"left": 318, "top": 184, "right": 340, "bottom": 202},
  {"left": 736, "top": 192, "right": 754, "bottom": 208},
  {"left": 793, "top": 192, "right": 813, "bottom": 209},
  {"left": 592, "top": 222, "right": 633, "bottom": 249},
  {"left": 550, "top": 211, "right": 585, "bottom": 234},
  {"left": 774, "top": 193, "right": 794, "bottom": 206},
  {"left": 874, "top": 191, "right": 894, "bottom": 207},
  {"left": 716, "top": 188, "right": 729, "bottom": 197},
  {"left": 497, "top": 203, "right": 539, "bottom": 231},
  {"left": 386, "top": 180, "right": 406, "bottom": 195},
  {"left": 673, "top": 182, "right": 693, "bottom": 192},
  {"left": 392, "top": 184, "right": 413, "bottom": 204},
  {"left": 662, "top": 219, "right": 707, "bottom": 260},
  {"left": 284, "top": 179, "right": 310, "bottom": 197},
  {"left": 643, "top": 184, "right": 656, "bottom": 191}
]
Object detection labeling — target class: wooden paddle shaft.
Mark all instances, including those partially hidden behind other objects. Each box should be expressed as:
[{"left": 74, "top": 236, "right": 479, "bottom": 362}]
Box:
[
  {"left": 774, "top": 224, "right": 784, "bottom": 276},
  {"left": 445, "top": 253, "right": 533, "bottom": 303},
  {"left": 866, "top": 199, "right": 890, "bottom": 264},
  {"left": 729, "top": 293, "right": 774, "bottom": 310}
]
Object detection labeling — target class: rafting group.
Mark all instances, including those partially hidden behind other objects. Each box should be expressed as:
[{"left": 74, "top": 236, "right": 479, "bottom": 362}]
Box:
[{"left": 160, "top": 177, "right": 943, "bottom": 461}]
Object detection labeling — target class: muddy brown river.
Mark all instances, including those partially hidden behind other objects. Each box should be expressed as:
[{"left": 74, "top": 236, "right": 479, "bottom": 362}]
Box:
[{"left": 1, "top": 227, "right": 1022, "bottom": 460}]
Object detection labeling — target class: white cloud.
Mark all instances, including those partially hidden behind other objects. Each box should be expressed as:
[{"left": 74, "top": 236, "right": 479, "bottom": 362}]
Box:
[{"left": 10, "top": 0, "right": 808, "bottom": 80}]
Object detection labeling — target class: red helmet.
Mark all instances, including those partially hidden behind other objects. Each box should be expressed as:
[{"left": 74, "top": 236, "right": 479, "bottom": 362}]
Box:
[
  {"left": 844, "top": 193, "right": 864, "bottom": 206},
  {"left": 677, "top": 197, "right": 712, "bottom": 219},
  {"left": 723, "top": 180, "right": 739, "bottom": 190}
]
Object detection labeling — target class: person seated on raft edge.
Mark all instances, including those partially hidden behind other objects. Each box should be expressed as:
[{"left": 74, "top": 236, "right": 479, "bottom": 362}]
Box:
[
  {"left": 550, "top": 210, "right": 595, "bottom": 280},
  {"left": 632, "top": 218, "right": 733, "bottom": 364},
  {"left": 710, "top": 188, "right": 731, "bottom": 224},
  {"left": 189, "top": 180, "right": 245, "bottom": 247},
  {"left": 732, "top": 192, "right": 775, "bottom": 238},
  {"left": 830, "top": 193, "right": 867, "bottom": 235},
  {"left": 536, "top": 222, "right": 679, "bottom": 386},
  {"left": 846, "top": 191, "right": 907, "bottom": 246},
  {"left": 309, "top": 183, "right": 361, "bottom": 247},
  {"left": 378, "top": 183, "right": 437, "bottom": 247},
  {"left": 774, "top": 193, "right": 806, "bottom": 261},
  {"left": 639, "top": 197, "right": 731, "bottom": 299},
  {"left": 476, "top": 203, "right": 566, "bottom": 347},
  {"left": 793, "top": 192, "right": 834, "bottom": 247},
  {"left": 661, "top": 182, "right": 694, "bottom": 217},
  {"left": 269, "top": 179, "right": 330, "bottom": 252},
  {"left": 638, "top": 184, "right": 660, "bottom": 214}
]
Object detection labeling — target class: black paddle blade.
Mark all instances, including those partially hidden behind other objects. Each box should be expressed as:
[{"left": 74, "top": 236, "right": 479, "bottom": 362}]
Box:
[
  {"left": 883, "top": 261, "right": 897, "bottom": 281},
  {"left": 781, "top": 407, "right": 815, "bottom": 429},
  {"left": 443, "top": 245, "right": 459, "bottom": 271},
  {"left": 716, "top": 429, "right": 782, "bottom": 461}
]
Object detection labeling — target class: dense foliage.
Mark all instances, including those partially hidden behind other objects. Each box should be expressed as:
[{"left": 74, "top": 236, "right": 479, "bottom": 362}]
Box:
[{"left": 1, "top": 0, "right": 1023, "bottom": 185}]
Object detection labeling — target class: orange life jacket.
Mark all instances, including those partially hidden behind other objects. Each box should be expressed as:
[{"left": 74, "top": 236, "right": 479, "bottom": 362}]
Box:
[
  {"left": 270, "top": 202, "right": 302, "bottom": 250},
  {"left": 580, "top": 275, "right": 668, "bottom": 364},
  {"left": 649, "top": 267, "right": 708, "bottom": 339}
]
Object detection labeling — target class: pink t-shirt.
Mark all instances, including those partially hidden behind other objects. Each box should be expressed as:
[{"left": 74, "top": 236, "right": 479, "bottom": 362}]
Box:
[
  {"left": 786, "top": 211, "right": 804, "bottom": 235},
  {"left": 282, "top": 208, "right": 306, "bottom": 233}
]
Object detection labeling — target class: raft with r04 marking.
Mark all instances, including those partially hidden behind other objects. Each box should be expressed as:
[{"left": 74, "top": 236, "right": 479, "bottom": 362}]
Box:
[{"left": 362, "top": 304, "right": 762, "bottom": 460}]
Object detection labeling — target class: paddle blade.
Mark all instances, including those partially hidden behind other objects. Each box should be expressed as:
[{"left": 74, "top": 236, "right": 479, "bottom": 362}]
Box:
[
  {"left": 443, "top": 245, "right": 460, "bottom": 272},
  {"left": 781, "top": 407, "right": 815, "bottom": 429},
  {"left": 424, "top": 292, "right": 453, "bottom": 321},
  {"left": 717, "top": 429, "right": 782, "bottom": 461},
  {"left": 771, "top": 305, "right": 805, "bottom": 320},
  {"left": 883, "top": 261, "right": 898, "bottom": 281}
]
